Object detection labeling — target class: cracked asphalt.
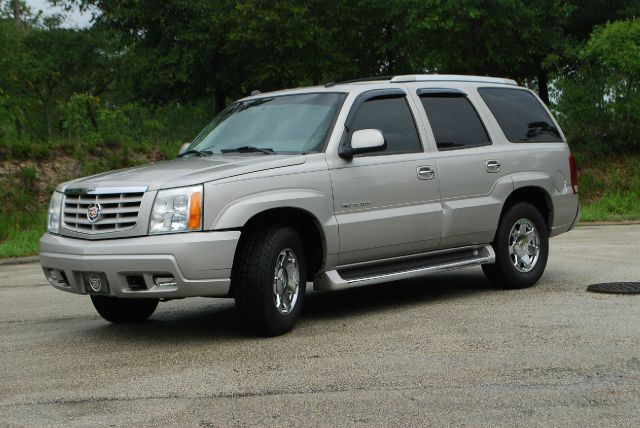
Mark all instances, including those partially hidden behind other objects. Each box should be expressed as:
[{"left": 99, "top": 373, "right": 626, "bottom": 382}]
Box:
[{"left": 1, "top": 225, "right": 640, "bottom": 427}]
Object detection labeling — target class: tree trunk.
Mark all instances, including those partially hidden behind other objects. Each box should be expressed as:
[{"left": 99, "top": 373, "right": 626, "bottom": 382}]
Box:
[
  {"left": 15, "top": 116, "right": 23, "bottom": 139},
  {"left": 537, "top": 70, "right": 550, "bottom": 105},
  {"left": 385, "top": 23, "right": 394, "bottom": 74},
  {"left": 214, "top": 90, "right": 226, "bottom": 114},
  {"left": 45, "top": 102, "right": 52, "bottom": 141},
  {"left": 86, "top": 99, "right": 98, "bottom": 130},
  {"left": 12, "top": 0, "right": 22, "bottom": 29}
]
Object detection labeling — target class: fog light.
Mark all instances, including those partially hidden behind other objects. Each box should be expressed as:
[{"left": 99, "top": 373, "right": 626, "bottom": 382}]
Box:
[
  {"left": 126, "top": 275, "right": 146, "bottom": 290},
  {"left": 46, "top": 269, "right": 69, "bottom": 286},
  {"left": 153, "top": 275, "right": 177, "bottom": 287}
]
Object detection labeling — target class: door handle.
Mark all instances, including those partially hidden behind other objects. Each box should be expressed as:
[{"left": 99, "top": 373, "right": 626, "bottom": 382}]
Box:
[
  {"left": 417, "top": 166, "right": 435, "bottom": 180},
  {"left": 485, "top": 160, "right": 501, "bottom": 173}
]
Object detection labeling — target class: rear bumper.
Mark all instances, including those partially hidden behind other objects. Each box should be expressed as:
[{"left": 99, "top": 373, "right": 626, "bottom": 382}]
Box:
[
  {"left": 550, "top": 193, "right": 580, "bottom": 237},
  {"left": 569, "top": 204, "right": 581, "bottom": 231},
  {"left": 39, "top": 231, "right": 240, "bottom": 298}
]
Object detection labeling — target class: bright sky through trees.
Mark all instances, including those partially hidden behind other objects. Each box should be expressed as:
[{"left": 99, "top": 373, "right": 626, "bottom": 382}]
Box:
[{"left": 27, "top": 0, "right": 92, "bottom": 27}]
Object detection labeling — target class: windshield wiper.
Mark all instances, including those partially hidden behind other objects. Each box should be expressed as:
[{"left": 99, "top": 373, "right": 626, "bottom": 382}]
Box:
[
  {"left": 221, "top": 146, "right": 275, "bottom": 155},
  {"left": 178, "top": 148, "right": 214, "bottom": 158}
]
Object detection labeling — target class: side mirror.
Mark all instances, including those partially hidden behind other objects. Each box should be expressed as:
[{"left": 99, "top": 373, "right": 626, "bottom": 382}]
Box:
[
  {"left": 339, "top": 129, "right": 386, "bottom": 159},
  {"left": 178, "top": 143, "right": 190, "bottom": 155}
]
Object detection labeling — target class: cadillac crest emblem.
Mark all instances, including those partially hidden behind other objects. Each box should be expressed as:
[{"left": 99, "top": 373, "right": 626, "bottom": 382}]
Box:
[{"left": 87, "top": 202, "right": 102, "bottom": 223}]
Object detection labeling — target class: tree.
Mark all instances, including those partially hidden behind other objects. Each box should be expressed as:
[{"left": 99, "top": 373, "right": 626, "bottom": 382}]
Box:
[
  {"left": 25, "top": 0, "right": 640, "bottom": 113},
  {"left": 20, "top": 27, "right": 116, "bottom": 139},
  {"left": 556, "top": 19, "right": 640, "bottom": 152},
  {"left": 408, "top": 0, "right": 571, "bottom": 103},
  {"left": 74, "top": 0, "right": 237, "bottom": 112},
  {"left": 0, "top": 18, "right": 31, "bottom": 137},
  {"left": 409, "top": 0, "right": 638, "bottom": 104}
]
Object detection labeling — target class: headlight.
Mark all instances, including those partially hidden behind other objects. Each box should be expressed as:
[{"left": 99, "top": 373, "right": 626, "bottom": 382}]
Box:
[
  {"left": 47, "top": 191, "right": 63, "bottom": 234},
  {"left": 149, "top": 185, "right": 203, "bottom": 234}
]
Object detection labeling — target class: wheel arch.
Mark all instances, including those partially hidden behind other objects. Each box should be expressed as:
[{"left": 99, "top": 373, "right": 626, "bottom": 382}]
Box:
[
  {"left": 231, "top": 207, "right": 327, "bottom": 291},
  {"left": 497, "top": 186, "right": 554, "bottom": 236}
]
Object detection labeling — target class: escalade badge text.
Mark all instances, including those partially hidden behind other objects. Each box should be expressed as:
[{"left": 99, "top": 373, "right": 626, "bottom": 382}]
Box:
[
  {"left": 340, "top": 201, "right": 372, "bottom": 209},
  {"left": 87, "top": 202, "right": 102, "bottom": 223}
]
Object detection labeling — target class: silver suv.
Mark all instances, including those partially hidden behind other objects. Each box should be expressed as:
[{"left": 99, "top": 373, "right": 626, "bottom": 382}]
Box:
[{"left": 40, "top": 75, "right": 580, "bottom": 336}]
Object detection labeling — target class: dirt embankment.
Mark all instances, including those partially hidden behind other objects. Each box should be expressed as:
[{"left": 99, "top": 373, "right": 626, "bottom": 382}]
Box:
[{"left": 1, "top": 157, "right": 81, "bottom": 205}]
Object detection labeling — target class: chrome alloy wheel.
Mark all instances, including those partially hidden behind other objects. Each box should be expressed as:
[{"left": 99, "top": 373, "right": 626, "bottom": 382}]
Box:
[
  {"left": 273, "top": 248, "right": 300, "bottom": 315},
  {"left": 508, "top": 218, "right": 540, "bottom": 273}
]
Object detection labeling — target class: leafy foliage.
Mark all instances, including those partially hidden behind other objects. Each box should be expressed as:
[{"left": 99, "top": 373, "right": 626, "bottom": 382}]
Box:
[
  {"left": 556, "top": 19, "right": 640, "bottom": 153},
  {"left": 2, "top": 1, "right": 637, "bottom": 144}
]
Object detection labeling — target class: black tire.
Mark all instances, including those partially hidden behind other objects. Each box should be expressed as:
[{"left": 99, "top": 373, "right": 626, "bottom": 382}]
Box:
[
  {"left": 233, "top": 225, "right": 307, "bottom": 336},
  {"left": 482, "top": 202, "right": 549, "bottom": 289},
  {"left": 90, "top": 295, "right": 158, "bottom": 323}
]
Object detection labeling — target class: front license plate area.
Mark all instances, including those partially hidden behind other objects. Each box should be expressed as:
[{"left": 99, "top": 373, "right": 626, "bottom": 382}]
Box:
[{"left": 83, "top": 272, "right": 110, "bottom": 294}]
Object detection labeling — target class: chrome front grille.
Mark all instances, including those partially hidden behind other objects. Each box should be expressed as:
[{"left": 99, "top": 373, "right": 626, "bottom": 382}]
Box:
[{"left": 63, "top": 191, "right": 145, "bottom": 234}]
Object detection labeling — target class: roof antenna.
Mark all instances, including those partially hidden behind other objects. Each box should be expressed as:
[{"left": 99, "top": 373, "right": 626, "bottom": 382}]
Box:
[{"left": 250, "top": 90, "right": 261, "bottom": 96}]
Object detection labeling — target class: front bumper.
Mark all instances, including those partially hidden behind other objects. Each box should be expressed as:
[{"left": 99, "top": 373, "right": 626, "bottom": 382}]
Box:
[{"left": 39, "top": 231, "right": 240, "bottom": 298}]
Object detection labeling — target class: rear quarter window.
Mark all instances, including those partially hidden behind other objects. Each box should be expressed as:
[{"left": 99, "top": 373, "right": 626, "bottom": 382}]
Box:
[{"left": 478, "top": 88, "right": 562, "bottom": 143}]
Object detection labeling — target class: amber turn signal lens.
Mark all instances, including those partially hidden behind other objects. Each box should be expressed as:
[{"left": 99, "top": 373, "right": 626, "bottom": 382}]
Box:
[{"left": 188, "top": 191, "right": 202, "bottom": 229}]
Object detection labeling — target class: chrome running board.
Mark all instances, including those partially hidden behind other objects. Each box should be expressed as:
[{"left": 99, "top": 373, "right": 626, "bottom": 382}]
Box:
[{"left": 314, "top": 245, "right": 495, "bottom": 291}]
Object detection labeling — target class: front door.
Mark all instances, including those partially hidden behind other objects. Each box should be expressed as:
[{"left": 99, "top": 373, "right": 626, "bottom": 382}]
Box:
[{"left": 329, "top": 91, "right": 442, "bottom": 265}]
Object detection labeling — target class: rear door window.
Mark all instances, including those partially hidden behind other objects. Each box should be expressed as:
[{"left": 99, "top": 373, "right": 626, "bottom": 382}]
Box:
[
  {"left": 418, "top": 92, "right": 491, "bottom": 151},
  {"left": 478, "top": 88, "right": 562, "bottom": 142}
]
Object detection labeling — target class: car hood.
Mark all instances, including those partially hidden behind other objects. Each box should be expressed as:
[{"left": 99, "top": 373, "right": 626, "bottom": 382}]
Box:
[{"left": 60, "top": 154, "right": 307, "bottom": 192}]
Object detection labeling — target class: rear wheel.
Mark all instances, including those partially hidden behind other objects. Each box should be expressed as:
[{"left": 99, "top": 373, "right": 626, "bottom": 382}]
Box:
[
  {"left": 233, "top": 226, "right": 306, "bottom": 336},
  {"left": 482, "top": 202, "right": 549, "bottom": 289},
  {"left": 91, "top": 295, "right": 158, "bottom": 323}
]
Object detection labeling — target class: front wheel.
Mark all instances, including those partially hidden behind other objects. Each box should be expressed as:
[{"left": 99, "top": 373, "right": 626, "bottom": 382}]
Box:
[
  {"left": 91, "top": 295, "right": 159, "bottom": 323},
  {"left": 482, "top": 202, "right": 549, "bottom": 289},
  {"left": 233, "top": 226, "right": 306, "bottom": 336}
]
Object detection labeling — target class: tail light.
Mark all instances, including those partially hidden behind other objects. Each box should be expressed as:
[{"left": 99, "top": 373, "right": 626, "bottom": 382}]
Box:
[{"left": 569, "top": 155, "right": 578, "bottom": 193}]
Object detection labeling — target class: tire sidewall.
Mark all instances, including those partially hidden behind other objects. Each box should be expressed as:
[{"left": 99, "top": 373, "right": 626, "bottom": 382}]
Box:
[
  {"left": 493, "top": 202, "right": 549, "bottom": 288},
  {"left": 260, "top": 228, "right": 307, "bottom": 335}
]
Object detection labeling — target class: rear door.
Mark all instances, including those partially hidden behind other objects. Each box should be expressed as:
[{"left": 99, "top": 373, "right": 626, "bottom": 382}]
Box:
[
  {"left": 414, "top": 88, "right": 512, "bottom": 248},
  {"left": 328, "top": 89, "right": 443, "bottom": 265}
]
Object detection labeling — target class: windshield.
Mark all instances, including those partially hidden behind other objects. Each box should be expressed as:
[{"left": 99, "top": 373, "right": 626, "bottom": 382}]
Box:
[{"left": 187, "top": 92, "right": 347, "bottom": 155}]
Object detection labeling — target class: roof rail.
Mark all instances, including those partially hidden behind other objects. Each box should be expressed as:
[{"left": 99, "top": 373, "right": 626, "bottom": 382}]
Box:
[
  {"left": 325, "top": 76, "right": 394, "bottom": 87},
  {"left": 390, "top": 74, "right": 518, "bottom": 86}
]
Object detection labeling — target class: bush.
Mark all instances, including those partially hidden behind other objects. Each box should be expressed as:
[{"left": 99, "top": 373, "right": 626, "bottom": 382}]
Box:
[
  {"left": 59, "top": 93, "right": 101, "bottom": 144},
  {"left": 19, "top": 165, "right": 37, "bottom": 192},
  {"left": 97, "top": 104, "right": 133, "bottom": 148},
  {"left": 0, "top": 90, "right": 17, "bottom": 142}
]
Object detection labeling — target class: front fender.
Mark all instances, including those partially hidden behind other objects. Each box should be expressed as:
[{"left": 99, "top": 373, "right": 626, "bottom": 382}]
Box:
[
  {"left": 203, "top": 170, "right": 339, "bottom": 255},
  {"left": 212, "top": 188, "right": 329, "bottom": 228}
]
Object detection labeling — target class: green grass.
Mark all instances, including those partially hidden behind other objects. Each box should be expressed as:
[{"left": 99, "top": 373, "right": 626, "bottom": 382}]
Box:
[
  {"left": 580, "top": 195, "right": 640, "bottom": 222},
  {"left": 576, "top": 153, "right": 640, "bottom": 222},
  {"left": 0, "top": 211, "right": 47, "bottom": 258}
]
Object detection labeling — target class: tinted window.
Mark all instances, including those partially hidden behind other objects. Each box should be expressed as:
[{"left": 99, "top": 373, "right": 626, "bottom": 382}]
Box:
[
  {"left": 349, "top": 96, "right": 422, "bottom": 154},
  {"left": 419, "top": 94, "right": 491, "bottom": 150},
  {"left": 478, "top": 88, "right": 562, "bottom": 142}
]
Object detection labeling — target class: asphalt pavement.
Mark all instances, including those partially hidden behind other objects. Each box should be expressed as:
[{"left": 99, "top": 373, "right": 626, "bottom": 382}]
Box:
[{"left": 1, "top": 225, "right": 639, "bottom": 427}]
